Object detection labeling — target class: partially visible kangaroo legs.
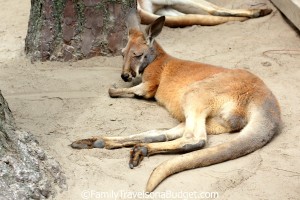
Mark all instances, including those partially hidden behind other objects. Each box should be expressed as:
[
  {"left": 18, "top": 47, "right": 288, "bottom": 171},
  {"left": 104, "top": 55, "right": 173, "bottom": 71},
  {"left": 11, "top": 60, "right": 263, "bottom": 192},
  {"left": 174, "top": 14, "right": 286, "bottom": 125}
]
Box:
[
  {"left": 151, "top": 0, "right": 272, "bottom": 17},
  {"left": 138, "top": 0, "right": 272, "bottom": 27}
]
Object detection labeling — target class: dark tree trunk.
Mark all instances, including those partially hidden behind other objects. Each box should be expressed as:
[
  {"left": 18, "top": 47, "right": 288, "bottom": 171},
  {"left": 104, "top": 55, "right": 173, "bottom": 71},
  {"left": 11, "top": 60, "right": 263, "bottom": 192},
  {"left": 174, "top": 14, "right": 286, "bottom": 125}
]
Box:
[
  {"left": 25, "top": 0, "right": 136, "bottom": 61},
  {"left": 0, "top": 91, "right": 67, "bottom": 199}
]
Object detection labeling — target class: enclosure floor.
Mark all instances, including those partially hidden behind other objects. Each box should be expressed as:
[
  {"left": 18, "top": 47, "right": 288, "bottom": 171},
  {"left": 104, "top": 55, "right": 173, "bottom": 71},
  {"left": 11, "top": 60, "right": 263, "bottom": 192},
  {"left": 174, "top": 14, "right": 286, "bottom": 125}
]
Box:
[{"left": 0, "top": 0, "right": 299, "bottom": 199}]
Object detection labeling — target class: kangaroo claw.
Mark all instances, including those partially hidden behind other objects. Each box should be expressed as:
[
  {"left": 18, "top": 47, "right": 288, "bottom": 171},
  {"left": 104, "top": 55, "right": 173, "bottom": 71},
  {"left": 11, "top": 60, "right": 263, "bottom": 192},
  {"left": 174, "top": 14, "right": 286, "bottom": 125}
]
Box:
[{"left": 129, "top": 145, "right": 148, "bottom": 169}]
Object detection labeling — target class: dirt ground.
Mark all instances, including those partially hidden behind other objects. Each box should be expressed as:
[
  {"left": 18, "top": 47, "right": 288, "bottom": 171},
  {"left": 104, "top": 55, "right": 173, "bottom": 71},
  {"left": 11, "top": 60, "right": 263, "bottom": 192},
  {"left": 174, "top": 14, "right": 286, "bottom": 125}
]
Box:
[{"left": 0, "top": 0, "right": 299, "bottom": 199}]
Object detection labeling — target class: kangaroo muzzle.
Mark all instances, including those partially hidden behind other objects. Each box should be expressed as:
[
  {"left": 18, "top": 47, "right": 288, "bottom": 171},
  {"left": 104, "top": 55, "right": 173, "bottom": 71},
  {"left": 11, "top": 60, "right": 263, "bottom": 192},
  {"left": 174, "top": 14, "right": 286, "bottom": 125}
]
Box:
[
  {"left": 121, "top": 73, "right": 132, "bottom": 82},
  {"left": 121, "top": 69, "right": 137, "bottom": 82}
]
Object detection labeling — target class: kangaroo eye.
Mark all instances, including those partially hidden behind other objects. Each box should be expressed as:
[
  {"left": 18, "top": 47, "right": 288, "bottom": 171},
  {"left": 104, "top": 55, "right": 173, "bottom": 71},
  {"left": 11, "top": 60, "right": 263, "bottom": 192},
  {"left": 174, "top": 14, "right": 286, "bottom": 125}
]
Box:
[
  {"left": 136, "top": 55, "right": 143, "bottom": 59},
  {"left": 133, "top": 52, "right": 143, "bottom": 58}
]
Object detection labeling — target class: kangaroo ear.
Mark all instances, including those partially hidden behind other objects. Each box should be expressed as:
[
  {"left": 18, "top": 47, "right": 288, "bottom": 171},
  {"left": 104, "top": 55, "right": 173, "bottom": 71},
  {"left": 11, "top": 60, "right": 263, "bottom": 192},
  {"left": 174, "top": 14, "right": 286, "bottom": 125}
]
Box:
[
  {"left": 126, "top": 9, "right": 141, "bottom": 35},
  {"left": 146, "top": 16, "right": 165, "bottom": 46}
]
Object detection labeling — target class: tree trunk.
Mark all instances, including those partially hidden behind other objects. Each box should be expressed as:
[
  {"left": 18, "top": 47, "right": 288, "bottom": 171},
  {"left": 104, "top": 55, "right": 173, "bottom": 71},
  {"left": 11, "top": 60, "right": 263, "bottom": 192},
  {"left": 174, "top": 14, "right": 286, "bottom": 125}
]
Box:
[
  {"left": 0, "top": 91, "right": 66, "bottom": 199},
  {"left": 25, "top": 0, "right": 137, "bottom": 61}
]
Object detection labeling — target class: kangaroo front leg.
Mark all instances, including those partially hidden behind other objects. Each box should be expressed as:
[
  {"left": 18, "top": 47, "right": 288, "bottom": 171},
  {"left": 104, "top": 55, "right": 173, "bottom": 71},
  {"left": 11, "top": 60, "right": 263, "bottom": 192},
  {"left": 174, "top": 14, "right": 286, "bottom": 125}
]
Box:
[
  {"left": 108, "top": 83, "right": 147, "bottom": 98},
  {"left": 71, "top": 123, "right": 185, "bottom": 149}
]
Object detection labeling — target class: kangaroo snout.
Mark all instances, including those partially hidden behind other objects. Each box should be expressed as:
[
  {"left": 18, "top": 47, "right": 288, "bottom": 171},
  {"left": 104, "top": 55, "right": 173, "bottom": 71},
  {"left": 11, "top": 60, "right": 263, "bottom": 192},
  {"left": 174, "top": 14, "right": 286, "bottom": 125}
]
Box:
[{"left": 121, "top": 73, "right": 132, "bottom": 82}]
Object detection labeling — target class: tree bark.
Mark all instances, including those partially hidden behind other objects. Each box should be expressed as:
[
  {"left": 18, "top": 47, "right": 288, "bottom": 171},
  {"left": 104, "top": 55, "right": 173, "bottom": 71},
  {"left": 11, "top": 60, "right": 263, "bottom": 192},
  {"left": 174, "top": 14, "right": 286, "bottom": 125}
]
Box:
[
  {"left": 25, "top": 0, "right": 137, "bottom": 61},
  {"left": 0, "top": 91, "right": 66, "bottom": 199}
]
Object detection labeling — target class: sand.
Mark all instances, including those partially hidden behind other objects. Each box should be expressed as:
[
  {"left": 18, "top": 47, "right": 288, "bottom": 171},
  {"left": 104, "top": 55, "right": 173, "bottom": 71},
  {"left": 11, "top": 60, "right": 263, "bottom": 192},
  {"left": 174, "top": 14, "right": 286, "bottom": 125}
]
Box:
[{"left": 0, "top": 0, "right": 299, "bottom": 199}]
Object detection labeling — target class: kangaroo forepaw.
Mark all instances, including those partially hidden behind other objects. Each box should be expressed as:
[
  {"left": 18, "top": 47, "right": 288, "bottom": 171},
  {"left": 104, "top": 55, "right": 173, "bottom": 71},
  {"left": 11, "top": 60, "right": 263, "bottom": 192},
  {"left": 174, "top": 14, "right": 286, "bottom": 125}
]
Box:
[
  {"left": 129, "top": 145, "right": 148, "bottom": 169},
  {"left": 108, "top": 87, "right": 119, "bottom": 98},
  {"left": 70, "top": 138, "right": 105, "bottom": 149}
]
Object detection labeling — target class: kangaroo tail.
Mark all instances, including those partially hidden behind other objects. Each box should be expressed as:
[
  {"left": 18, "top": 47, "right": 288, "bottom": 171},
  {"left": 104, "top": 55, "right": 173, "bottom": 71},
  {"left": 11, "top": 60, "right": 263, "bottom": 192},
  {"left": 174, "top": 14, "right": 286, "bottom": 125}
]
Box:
[{"left": 146, "top": 105, "right": 281, "bottom": 192}]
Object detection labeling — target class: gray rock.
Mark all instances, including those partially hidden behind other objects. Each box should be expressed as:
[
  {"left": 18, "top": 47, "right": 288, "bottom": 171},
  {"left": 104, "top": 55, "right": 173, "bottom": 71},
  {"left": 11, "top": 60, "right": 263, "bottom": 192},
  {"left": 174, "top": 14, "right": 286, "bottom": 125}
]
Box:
[{"left": 0, "top": 90, "right": 67, "bottom": 199}]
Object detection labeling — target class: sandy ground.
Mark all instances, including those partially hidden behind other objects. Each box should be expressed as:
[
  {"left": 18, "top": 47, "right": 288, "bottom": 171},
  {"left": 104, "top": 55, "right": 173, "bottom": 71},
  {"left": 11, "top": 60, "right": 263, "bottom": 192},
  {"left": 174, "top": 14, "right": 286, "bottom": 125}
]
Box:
[{"left": 0, "top": 0, "right": 299, "bottom": 199}]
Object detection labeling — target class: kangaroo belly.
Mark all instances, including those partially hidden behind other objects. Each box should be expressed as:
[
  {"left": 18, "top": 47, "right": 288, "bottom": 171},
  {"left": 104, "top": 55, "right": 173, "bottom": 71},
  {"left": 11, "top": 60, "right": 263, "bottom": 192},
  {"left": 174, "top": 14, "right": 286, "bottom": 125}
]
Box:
[
  {"left": 154, "top": 61, "right": 226, "bottom": 121},
  {"left": 155, "top": 91, "right": 185, "bottom": 122}
]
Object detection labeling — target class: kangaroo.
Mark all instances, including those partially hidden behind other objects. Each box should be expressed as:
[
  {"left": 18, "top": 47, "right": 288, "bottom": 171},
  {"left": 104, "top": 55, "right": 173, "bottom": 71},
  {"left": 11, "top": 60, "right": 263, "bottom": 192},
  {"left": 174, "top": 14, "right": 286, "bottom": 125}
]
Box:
[
  {"left": 71, "top": 11, "right": 282, "bottom": 192},
  {"left": 137, "top": 0, "right": 272, "bottom": 27}
]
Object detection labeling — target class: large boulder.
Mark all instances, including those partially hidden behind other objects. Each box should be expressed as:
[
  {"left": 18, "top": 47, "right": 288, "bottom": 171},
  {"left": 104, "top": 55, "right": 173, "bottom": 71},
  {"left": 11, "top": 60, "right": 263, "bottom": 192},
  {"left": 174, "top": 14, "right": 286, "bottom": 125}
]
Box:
[{"left": 0, "top": 91, "right": 66, "bottom": 199}]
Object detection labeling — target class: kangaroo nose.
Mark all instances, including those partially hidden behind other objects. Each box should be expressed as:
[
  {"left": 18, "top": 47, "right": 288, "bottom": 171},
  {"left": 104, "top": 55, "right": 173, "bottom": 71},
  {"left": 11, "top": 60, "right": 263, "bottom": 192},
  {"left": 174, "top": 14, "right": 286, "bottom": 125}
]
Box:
[{"left": 121, "top": 73, "right": 130, "bottom": 82}]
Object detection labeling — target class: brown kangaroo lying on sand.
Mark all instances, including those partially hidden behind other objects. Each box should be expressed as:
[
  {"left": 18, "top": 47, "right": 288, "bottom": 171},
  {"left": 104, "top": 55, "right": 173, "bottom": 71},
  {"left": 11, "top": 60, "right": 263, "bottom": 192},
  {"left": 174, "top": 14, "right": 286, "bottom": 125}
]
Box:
[
  {"left": 137, "top": 0, "right": 272, "bottom": 27},
  {"left": 71, "top": 11, "right": 282, "bottom": 192}
]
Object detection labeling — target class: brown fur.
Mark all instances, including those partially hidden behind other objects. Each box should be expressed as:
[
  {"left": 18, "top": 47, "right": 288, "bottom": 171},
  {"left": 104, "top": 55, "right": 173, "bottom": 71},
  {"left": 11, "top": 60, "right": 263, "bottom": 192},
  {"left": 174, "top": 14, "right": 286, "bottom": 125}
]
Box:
[{"left": 71, "top": 13, "right": 281, "bottom": 192}]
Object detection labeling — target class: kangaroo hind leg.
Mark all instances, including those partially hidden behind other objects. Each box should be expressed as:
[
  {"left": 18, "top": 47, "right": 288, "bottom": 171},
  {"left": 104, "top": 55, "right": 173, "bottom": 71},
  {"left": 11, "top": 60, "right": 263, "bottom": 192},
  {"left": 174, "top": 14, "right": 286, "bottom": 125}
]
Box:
[
  {"left": 71, "top": 123, "right": 185, "bottom": 149},
  {"left": 152, "top": 0, "right": 272, "bottom": 18},
  {"left": 129, "top": 102, "right": 209, "bottom": 168}
]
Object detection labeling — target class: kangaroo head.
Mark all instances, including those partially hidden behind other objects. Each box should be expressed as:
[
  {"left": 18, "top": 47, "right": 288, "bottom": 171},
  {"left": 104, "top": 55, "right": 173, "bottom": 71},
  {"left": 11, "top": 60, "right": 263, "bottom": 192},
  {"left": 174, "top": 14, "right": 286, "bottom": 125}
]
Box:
[{"left": 120, "top": 11, "right": 165, "bottom": 82}]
